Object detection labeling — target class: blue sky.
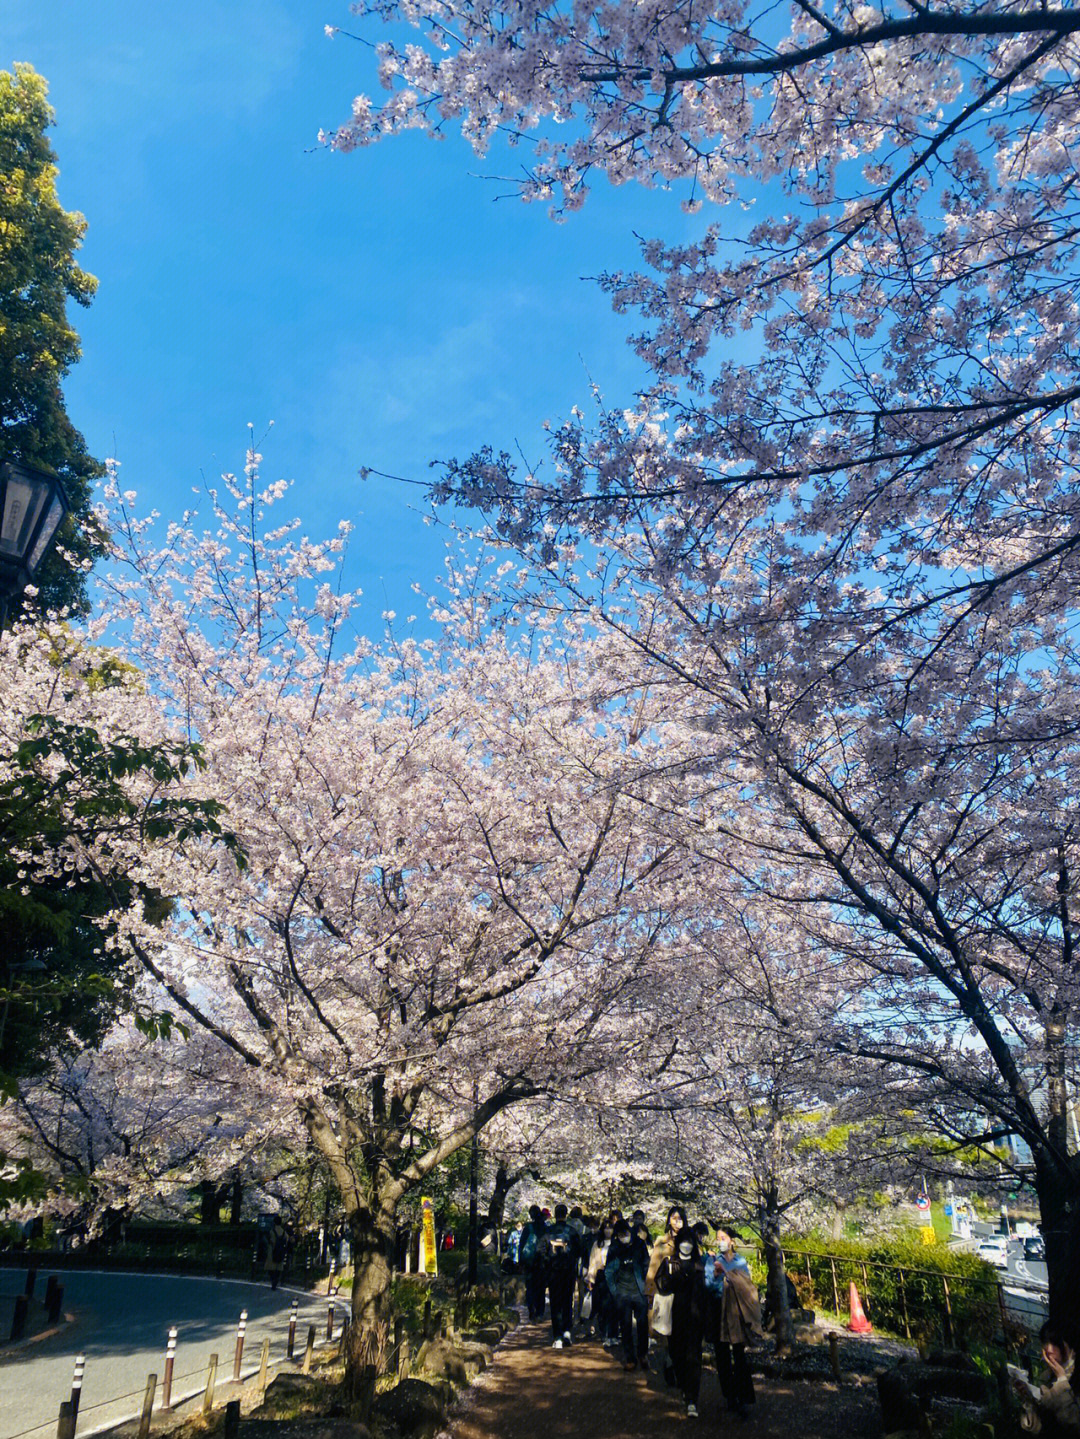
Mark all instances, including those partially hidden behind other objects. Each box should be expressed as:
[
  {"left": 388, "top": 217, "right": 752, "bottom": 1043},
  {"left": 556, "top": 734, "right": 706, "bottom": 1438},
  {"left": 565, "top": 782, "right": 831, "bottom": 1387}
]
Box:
[{"left": 7, "top": 1, "right": 696, "bottom": 627}]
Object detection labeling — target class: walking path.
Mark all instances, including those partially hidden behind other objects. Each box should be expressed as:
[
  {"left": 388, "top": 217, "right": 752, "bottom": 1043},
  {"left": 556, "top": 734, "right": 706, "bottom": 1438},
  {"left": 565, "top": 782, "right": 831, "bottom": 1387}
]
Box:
[{"left": 444, "top": 1322, "right": 882, "bottom": 1439}]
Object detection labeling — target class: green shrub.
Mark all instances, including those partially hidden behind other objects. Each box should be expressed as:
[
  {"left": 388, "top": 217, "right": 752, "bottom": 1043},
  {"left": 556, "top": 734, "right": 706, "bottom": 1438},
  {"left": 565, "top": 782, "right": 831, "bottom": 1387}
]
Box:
[{"left": 780, "top": 1235, "right": 998, "bottom": 1345}]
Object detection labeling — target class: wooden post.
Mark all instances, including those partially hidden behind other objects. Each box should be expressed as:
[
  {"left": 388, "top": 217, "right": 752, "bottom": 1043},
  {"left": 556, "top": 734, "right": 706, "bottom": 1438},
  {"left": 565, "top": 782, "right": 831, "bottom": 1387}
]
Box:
[
  {"left": 303, "top": 1323, "right": 316, "bottom": 1374},
  {"left": 829, "top": 1257, "right": 840, "bottom": 1315},
  {"left": 9, "top": 1294, "right": 28, "bottom": 1342},
  {"left": 899, "top": 1270, "right": 911, "bottom": 1341},
  {"left": 828, "top": 1332, "right": 841, "bottom": 1380},
  {"left": 162, "top": 1328, "right": 177, "bottom": 1409},
  {"left": 47, "top": 1284, "right": 64, "bottom": 1326},
  {"left": 202, "top": 1353, "right": 218, "bottom": 1415},
  {"left": 941, "top": 1276, "right": 954, "bottom": 1348},
  {"left": 224, "top": 1399, "right": 241, "bottom": 1439},
  {"left": 56, "top": 1402, "right": 76, "bottom": 1439},
  {"left": 137, "top": 1373, "right": 157, "bottom": 1439},
  {"left": 423, "top": 1297, "right": 432, "bottom": 1339},
  {"left": 24, "top": 1267, "right": 37, "bottom": 1298},
  {"left": 805, "top": 1253, "right": 813, "bottom": 1303},
  {"left": 258, "top": 1336, "right": 270, "bottom": 1393},
  {"left": 860, "top": 1261, "right": 869, "bottom": 1300},
  {"left": 233, "top": 1308, "right": 247, "bottom": 1379},
  {"left": 327, "top": 1301, "right": 335, "bottom": 1341}
]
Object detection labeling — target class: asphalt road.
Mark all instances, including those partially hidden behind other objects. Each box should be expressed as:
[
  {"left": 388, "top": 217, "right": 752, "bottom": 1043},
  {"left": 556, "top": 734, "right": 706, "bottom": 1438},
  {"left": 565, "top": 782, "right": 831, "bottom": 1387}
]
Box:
[{"left": 0, "top": 1270, "right": 338, "bottom": 1439}]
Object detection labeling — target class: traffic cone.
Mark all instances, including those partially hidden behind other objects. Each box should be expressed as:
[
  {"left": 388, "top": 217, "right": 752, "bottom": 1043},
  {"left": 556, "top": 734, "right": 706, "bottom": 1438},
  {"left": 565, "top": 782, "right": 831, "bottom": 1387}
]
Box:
[{"left": 847, "top": 1281, "right": 872, "bottom": 1334}]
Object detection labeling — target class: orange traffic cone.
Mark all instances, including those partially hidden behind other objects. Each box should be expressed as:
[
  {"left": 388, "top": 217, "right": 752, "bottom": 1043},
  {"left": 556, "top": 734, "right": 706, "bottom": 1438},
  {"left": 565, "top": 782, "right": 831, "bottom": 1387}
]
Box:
[{"left": 847, "top": 1281, "right": 872, "bottom": 1334}]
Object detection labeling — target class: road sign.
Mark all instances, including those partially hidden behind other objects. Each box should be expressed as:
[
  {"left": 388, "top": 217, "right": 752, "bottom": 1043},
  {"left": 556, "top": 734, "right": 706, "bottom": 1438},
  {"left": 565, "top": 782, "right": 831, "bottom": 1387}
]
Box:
[
  {"left": 943, "top": 1203, "right": 953, "bottom": 1216},
  {"left": 916, "top": 1195, "right": 931, "bottom": 1212}
]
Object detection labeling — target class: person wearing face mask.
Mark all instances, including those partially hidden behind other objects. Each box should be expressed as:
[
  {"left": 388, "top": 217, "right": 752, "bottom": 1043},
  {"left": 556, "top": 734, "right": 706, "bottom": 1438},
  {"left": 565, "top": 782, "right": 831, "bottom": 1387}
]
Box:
[
  {"left": 605, "top": 1219, "right": 650, "bottom": 1370},
  {"left": 647, "top": 1206, "right": 690, "bottom": 1384},
  {"left": 656, "top": 1231, "right": 708, "bottom": 1418},
  {"left": 587, "top": 1215, "right": 618, "bottom": 1344},
  {"left": 705, "top": 1226, "right": 762, "bottom": 1420}
]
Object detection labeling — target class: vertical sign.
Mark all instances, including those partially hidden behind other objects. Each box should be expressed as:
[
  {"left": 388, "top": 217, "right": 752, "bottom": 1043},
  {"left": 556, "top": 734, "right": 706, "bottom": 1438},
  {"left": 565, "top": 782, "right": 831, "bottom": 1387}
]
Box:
[{"left": 421, "top": 1197, "right": 438, "bottom": 1276}]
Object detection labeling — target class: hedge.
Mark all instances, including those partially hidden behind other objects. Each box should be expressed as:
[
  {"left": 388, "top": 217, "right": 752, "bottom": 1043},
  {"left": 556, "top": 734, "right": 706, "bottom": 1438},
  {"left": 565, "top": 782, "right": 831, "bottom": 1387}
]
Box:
[{"left": 776, "top": 1235, "right": 1000, "bottom": 1345}]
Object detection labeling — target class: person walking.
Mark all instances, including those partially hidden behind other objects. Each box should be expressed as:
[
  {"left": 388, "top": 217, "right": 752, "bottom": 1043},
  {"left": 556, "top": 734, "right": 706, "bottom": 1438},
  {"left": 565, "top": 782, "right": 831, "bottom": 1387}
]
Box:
[
  {"left": 266, "top": 1215, "right": 288, "bottom": 1290},
  {"left": 605, "top": 1219, "right": 650, "bottom": 1371},
  {"left": 705, "top": 1227, "right": 762, "bottom": 1419},
  {"left": 656, "top": 1232, "right": 708, "bottom": 1418},
  {"left": 539, "top": 1203, "right": 581, "bottom": 1348},
  {"left": 587, "top": 1215, "right": 618, "bottom": 1344},
  {"left": 647, "top": 1206, "right": 690, "bottom": 1385},
  {"left": 519, "top": 1205, "right": 549, "bottom": 1322}
]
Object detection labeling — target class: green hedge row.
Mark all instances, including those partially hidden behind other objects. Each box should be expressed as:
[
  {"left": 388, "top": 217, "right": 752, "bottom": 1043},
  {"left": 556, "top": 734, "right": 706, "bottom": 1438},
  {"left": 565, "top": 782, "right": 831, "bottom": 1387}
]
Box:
[{"left": 777, "top": 1235, "right": 1000, "bottom": 1344}]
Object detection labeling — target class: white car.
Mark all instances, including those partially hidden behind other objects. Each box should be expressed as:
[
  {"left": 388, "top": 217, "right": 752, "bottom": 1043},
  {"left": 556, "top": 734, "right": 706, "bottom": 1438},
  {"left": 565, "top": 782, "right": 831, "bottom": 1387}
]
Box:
[{"left": 976, "top": 1238, "right": 1010, "bottom": 1267}]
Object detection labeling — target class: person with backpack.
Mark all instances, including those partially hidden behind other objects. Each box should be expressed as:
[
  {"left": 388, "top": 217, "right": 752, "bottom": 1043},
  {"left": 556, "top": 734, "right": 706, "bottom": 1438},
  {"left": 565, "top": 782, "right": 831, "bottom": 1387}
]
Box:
[
  {"left": 656, "top": 1231, "right": 708, "bottom": 1417},
  {"left": 705, "top": 1227, "right": 762, "bottom": 1420},
  {"left": 605, "top": 1218, "right": 650, "bottom": 1371},
  {"left": 519, "top": 1205, "right": 548, "bottom": 1321},
  {"left": 539, "top": 1203, "right": 581, "bottom": 1348}
]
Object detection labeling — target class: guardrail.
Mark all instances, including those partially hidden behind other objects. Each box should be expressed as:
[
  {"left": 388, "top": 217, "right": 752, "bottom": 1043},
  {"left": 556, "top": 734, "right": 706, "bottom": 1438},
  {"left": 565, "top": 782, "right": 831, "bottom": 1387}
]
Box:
[{"left": 780, "top": 1247, "right": 1048, "bottom": 1349}]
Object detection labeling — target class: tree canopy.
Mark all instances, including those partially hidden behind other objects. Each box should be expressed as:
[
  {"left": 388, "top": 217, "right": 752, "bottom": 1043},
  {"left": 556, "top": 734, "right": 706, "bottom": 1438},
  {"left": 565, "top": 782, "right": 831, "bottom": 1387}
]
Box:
[{"left": 0, "top": 64, "right": 104, "bottom": 614}]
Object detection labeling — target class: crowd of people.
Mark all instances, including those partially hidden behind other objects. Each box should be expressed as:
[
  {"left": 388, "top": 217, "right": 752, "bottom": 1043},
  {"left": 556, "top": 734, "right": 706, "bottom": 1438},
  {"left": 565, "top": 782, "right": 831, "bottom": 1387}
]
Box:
[{"left": 509, "top": 1202, "right": 762, "bottom": 1421}]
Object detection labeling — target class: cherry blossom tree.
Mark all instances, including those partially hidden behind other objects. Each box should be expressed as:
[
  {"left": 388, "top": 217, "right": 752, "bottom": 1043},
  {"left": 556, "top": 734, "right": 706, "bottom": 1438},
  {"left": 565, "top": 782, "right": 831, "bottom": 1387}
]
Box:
[
  {"left": 93, "top": 458, "right": 688, "bottom": 1402},
  {"left": 322, "top": 0, "right": 1080, "bottom": 1339}
]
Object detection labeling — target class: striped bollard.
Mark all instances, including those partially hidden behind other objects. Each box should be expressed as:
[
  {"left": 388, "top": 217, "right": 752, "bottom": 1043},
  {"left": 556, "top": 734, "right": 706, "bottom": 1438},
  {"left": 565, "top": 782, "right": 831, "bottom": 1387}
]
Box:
[
  {"left": 287, "top": 1298, "right": 298, "bottom": 1358},
  {"left": 329, "top": 1257, "right": 336, "bottom": 1294},
  {"left": 233, "top": 1308, "right": 247, "bottom": 1380},
  {"left": 70, "top": 1354, "right": 85, "bottom": 1422},
  {"left": 327, "top": 1301, "right": 335, "bottom": 1341},
  {"left": 162, "top": 1327, "right": 177, "bottom": 1408}
]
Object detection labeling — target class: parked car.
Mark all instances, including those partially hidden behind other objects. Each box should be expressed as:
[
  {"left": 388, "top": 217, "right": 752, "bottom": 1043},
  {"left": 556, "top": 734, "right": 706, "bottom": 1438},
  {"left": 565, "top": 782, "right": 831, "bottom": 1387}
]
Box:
[
  {"left": 976, "top": 1238, "right": 1010, "bottom": 1267},
  {"left": 1023, "top": 1235, "right": 1046, "bottom": 1261}
]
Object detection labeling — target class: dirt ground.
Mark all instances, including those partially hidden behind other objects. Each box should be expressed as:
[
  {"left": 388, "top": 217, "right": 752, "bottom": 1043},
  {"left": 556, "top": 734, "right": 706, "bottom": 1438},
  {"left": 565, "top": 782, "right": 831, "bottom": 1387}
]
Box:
[{"left": 442, "top": 1320, "right": 883, "bottom": 1439}]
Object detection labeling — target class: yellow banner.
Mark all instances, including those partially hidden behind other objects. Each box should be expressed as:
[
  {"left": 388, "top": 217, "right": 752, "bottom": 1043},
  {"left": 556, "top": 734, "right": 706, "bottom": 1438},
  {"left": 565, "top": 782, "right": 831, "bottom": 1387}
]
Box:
[
  {"left": 421, "top": 1197, "right": 438, "bottom": 1275},
  {"left": 920, "top": 1225, "right": 936, "bottom": 1245}
]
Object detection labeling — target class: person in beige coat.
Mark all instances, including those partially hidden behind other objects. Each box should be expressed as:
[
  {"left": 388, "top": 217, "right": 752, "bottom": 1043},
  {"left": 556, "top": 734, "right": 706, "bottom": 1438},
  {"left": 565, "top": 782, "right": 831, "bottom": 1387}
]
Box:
[{"left": 647, "top": 1207, "right": 690, "bottom": 1384}]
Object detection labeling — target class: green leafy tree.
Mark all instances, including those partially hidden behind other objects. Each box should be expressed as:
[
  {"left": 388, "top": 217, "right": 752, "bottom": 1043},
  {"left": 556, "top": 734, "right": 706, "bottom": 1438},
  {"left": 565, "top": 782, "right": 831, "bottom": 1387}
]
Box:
[
  {"left": 0, "top": 711, "right": 240, "bottom": 1095},
  {"left": 0, "top": 63, "right": 105, "bottom": 614}
]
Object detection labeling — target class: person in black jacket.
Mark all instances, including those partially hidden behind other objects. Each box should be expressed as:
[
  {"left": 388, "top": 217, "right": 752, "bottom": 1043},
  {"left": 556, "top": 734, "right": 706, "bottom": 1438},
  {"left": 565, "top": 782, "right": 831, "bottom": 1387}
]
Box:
[
  {"left": 519, "top": 1205, "right": 548, "bottom": 1321},
  {"left": 538, "top": 1203, "right": 581, "bottom": 1348},
  {"left": 656, "top": 1233, "right": 707, "bottom": 1416},
  {"left": 605, "top": 1219, "right": 650, "bottom": 1370}
]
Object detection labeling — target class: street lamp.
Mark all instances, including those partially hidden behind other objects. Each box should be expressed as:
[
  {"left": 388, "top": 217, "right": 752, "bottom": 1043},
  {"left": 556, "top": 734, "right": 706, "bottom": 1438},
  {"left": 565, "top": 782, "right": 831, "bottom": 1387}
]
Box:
[{"left": 0, "top": 459, "right": 69, "bottom": 626}]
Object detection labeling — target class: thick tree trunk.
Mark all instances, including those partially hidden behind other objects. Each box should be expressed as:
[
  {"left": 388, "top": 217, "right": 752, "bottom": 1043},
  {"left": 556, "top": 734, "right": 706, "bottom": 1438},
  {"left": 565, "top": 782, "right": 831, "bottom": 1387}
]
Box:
[
  {"left": 343, "top": 1203, "right": 398, "bottom": 1417},
  {"left": 1034, "top": 1153, "right": 1080, "bottom": 1345},
  {"left": 761, "top": 1189, "right": 795, "bottom": 1357},
  {"left": 486, "top": 1162, "right": 530, "bottom": 1230},
  {"left": 229, "top": 1176, "right": 243, "bottom": 1226}
]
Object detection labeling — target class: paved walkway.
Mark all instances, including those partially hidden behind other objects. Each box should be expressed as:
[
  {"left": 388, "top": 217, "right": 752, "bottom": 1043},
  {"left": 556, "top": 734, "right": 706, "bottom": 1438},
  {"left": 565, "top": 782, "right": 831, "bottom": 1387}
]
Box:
[{"left": 445, "top": 1321, "right": 881, "bottom": 1439}]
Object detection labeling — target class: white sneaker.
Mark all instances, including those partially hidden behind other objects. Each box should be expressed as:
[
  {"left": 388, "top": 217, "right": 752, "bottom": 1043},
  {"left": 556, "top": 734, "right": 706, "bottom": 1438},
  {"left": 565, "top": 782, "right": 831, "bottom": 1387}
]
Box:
[
  {"left": 687, "top": 1405, "right": 699, "bottom": 1418},
  {"left": 552, "top": 1338, "right": 563, "bottom": 1349},
  {"left": 563, "top": 1331, "right": 573, "bottom": 1345}
]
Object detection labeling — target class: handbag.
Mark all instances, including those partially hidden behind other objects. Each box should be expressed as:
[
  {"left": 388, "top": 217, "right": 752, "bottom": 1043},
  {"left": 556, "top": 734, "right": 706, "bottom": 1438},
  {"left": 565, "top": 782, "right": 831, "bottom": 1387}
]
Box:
[
  {"left": 651, "top": 1290, "right": 674, "bottom": 1336},
  {"left": 580, "top": 1290, "right": 593, "bottom": 1321}
]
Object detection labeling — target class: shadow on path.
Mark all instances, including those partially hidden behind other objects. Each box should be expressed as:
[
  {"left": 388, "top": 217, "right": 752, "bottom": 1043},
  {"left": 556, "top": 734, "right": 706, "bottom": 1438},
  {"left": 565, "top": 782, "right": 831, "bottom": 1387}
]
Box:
[{"left": 446, "top": 1321, "right": 882, "bottom": 1439}]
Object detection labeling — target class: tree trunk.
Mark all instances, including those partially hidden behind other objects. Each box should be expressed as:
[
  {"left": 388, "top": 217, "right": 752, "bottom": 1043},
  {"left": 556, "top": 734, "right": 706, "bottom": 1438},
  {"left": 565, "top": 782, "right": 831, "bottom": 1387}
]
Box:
[
  {"left": 485, "top": 1162, "right": 517, "bottom": 1230},
  {"left": 343, "top": 1203, "right": 398, "bottom": 1418},
  {"left": 761, "top": 1189, "right": 795, "bottom": 1357},
  {"left": 1033, "top": 1151, "right": 1080, "bottom": 1344},
  {"left": 229, "top": 1176, "right": 243, "bottom": 1226},
  {"left": 198, "top": 1181, "right": 221, "bottom": 1226}
]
